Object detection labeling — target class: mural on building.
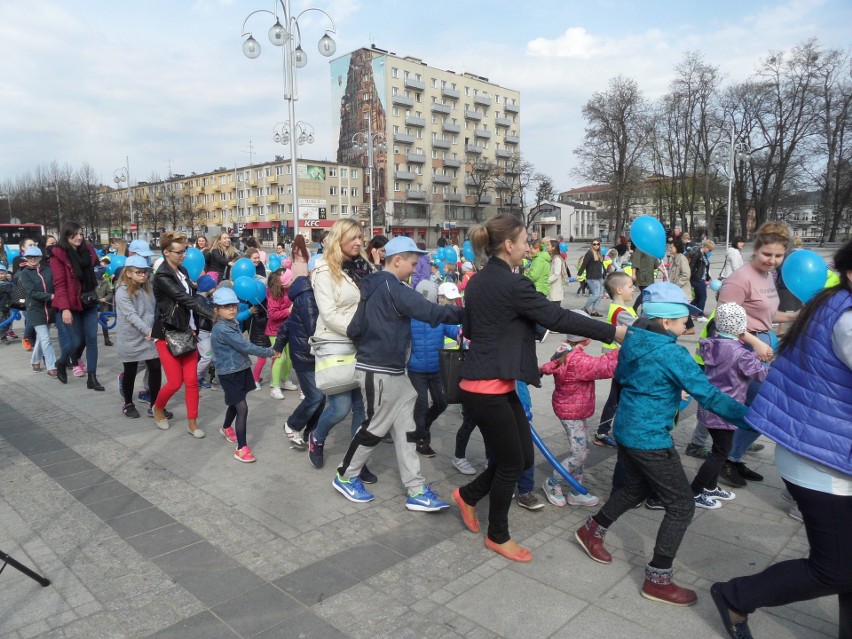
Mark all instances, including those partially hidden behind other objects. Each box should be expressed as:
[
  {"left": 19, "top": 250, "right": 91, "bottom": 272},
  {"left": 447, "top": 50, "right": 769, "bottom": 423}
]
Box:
[{"left": 331, "top": 48, "right": 387, "bottom": 224}]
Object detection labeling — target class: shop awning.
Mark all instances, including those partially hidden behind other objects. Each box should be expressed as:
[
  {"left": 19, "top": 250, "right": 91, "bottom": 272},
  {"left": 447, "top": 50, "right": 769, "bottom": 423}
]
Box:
[{"left": 244, "top": 222, "right": 278, "bottom": 229}]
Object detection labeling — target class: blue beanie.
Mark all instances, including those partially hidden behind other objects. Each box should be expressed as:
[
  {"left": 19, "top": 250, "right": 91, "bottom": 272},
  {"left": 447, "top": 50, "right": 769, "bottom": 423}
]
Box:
[{"left": 196, "top": 275, "right": 216, "bottom": 293}]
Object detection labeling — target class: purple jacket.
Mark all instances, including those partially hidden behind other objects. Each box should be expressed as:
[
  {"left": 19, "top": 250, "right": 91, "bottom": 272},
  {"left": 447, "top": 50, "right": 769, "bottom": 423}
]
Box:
[
  {"left": 411, "top": 253, "right": 431, "bottom": 289},
  {"left": 697, "top": 336, "right": 767, "bottom": 430}
]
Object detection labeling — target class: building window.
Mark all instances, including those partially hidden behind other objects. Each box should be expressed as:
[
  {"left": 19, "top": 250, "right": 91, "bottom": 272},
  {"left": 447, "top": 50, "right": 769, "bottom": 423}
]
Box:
[
  {"left": 340, "top": 168, "right": 348, "bottom": 177},
  {"left": 330, "top": 204, "right": 338, "bottom": 214},
  {"left": 352, "top": 187, "right": 358, "bottom": 197},
  {"left": 341, "top": 205, "right": 348, "bottom": 215},
  {"left": 394, "top": 182, "right": 400, "bottom": 192},
  {"left": 352, "top": 170, "right": 358, "bottom": 178},
  {"left": 341, "top": 187, "right": 348, "bottom": 196},
  {"left": 392, "top": 67, "right": 398, "bottom": 78},
  {"left": 328, "top": 167, "right": 336, "bottom": 177},
  {"left": 329, "top": 186, "right": 337, "bottom": 195}
]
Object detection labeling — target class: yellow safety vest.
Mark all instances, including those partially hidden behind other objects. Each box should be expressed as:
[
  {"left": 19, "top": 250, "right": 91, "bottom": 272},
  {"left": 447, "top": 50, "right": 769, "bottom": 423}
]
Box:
[
  {"left": 603, "top": 303, "right": 637, "bottom": 350},
  {"left": 693, "top": 309, "right": 716, "bottom": 366}
]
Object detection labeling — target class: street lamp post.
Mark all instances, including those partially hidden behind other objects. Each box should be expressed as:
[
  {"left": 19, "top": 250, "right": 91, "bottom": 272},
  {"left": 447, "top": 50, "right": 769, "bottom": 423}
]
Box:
[
  {"left": 273, "top": 120, "right": 315, "bottom": 237},
  {"left": 351, "top": 109, "right": 386, "bottom": 237},
  {"left": 720, "top": 129, "right": 751, "bottom": 248},
  {"left": 113, "top": 157, "right": 135, "bottom": 239},
  {"left": 240, "top": 0, "right": 336, "bottom": 242}
]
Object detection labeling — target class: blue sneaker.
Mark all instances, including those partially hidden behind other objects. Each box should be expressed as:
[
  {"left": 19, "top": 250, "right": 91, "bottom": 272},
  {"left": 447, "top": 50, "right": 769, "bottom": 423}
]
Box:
[
  {"left": 332, "top": 473, "right": 374, "bottom": 503},
  {"left": 137, "top": 389, "right": 151, "bottom": 403},
  {"left": 406, "top": 486, "right": 450, "bottom": 512},
  {"left": 117, "top": 372, "right": 125, "bottom": 397},
  {"left": 198, "top": 377, "right": 212, "bottom": 389}
]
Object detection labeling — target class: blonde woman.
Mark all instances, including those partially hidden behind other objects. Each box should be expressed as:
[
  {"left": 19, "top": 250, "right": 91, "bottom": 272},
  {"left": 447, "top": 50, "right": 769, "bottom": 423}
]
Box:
[
  {"left": 547, "top": 240, "right": 567, "bottom": 303},
  {"left": 205, "top": 231, "right": 239, "bottom": 281},
  {"left": 306, "top": 219, "right": 374, "bottom": 482}
]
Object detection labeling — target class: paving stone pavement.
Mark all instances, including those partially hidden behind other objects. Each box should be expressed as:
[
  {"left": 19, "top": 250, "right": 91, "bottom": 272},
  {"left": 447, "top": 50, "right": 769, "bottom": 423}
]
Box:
[{"left": 0, "top": 277, "right": 840, "bottom": 639}]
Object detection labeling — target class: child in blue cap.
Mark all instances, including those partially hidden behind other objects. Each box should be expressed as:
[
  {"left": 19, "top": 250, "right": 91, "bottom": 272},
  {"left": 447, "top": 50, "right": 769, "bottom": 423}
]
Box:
[{"left": 575, "top": 282, "right": 750, "bottom": 608}]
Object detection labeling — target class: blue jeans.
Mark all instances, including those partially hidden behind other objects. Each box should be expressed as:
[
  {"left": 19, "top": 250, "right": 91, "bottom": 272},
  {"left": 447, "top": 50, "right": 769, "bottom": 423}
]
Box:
[
  {"left": 56, "top": 306, "right": 99, "bottom": 372},
  {"left": 312, "top": 387, "right": 365, "bottom": 444},
  {"left": 408, "top": 370, "right": 447, "bottom": 443},
  {"left": 31, "top": 323, "right": 57, "bottom": 370},
  {"left": 584, "top": 278, "right": 603, "bottom": 313},
  {"left": 287, "top": 369, "right": 326, "bottom": 433},
  {"left": 691, "top": 279, "right": 707, "bottom": 314},
  {"left": 729, "top": 331, "right": 776, "bottom": 462}
]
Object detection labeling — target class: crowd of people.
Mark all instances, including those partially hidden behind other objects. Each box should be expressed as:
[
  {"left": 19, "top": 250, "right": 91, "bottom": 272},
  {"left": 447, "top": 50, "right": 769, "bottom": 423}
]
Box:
[{"left": 0, "top": 217, "right": 849, "bottom": 639}]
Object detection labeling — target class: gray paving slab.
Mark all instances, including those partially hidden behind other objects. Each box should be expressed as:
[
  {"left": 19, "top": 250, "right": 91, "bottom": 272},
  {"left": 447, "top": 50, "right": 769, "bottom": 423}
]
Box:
[
  {"left": 210, "top": 583, "right": 302, "bottom": 637},
  {"left": 105, "top": 507, "right": 179, "bottom": 539},
  {"left": 146, "top": 611, "right": 239, "bottom": 639}
]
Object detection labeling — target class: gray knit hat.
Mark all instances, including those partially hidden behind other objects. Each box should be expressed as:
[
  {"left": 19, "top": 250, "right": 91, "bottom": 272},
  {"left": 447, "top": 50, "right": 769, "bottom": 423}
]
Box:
[{"left": 715, "top": 303, "right": 748, "bottom": 337}]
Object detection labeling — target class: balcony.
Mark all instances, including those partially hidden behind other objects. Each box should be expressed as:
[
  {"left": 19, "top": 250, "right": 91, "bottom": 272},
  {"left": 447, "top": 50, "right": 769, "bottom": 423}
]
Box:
[
  {"left": 443, "top": 158, "right": 461, "bottom": 168},
  {"left": 505, "top": 135, "right": 520, "bottom": 145},
  {"left": 473, "top": 94, "right": 491, "bottom": 107},
  {"left": 394, "top": 170, "right": 416, "bottom": 181},
  {"left": 503, "top": 165, "right": 519, "bottom": 175},
  {"left": 442, "top": 86, "right": 460, "bottom": 99},
  {"left": 465, "top": 144, "right": 483, "bottom": 155},
  {"left": 392, "top": 94, "right": 415, "bottom": 107},
  {"left": 404, "top": 77, "right": 425, "bottom": 91},
  {"left": 496, "top": 149, "right": 512, "bottom": 158},
  {"left": 433, "top": 174, "right": 452, "bottom": 184},
  {"left": 464, "top": 110, "right": 483, "bottom": 121},
  {"left": 267, "top": 174, "right": 279, "bottom": 184},
  {"left": 474, "top": 128, "right": 491, "bottom": 139},
  {"left": 504, "top": 102, "right": 519, "bottom": 113},
  {"left": 405, "top": 116, "right": 426, "bottom": 128},
  {"left": 479, "top": 194, "right": 492, "bottom": 204},
  {"left": 432, "top": 138, "right": 451, "bottom": 149},
  {"left": 248, "top": 197, "right": 258, "bottom": 205},
  {"left": 213, "top": 183, "right": 222, "bottom": 192},
  {"left": 508, "top": 196, "right": 522, "bottom": 206},
  {"left": 406, "top": 190, "right": 427, "bottom": 200},
  {"left": 406, "top": 152, "right": 427, "bottom": 164},
  {"left": 442, "top": 123, "right": 461, "bottom": 134},
  {"left": 267, "top": 194, "right": 279, "bottom": 203},
  {"left": 445, "top": 193, "right": 462, "bottom": 202},
  {"left": 431, "top": 102, "right": 451, "bottom": 114},
  {"left": 495, "top": 117, "right": 511, "bottom": 128},
  {"left": 393, "top": 133, "right": 415, "bottom": 144}
]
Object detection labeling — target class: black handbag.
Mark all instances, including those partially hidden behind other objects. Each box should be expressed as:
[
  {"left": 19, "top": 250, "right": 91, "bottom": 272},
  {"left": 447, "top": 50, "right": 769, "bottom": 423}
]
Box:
[
  {"left": 163, "top": 328, "right": 197, "bottom": 357},
  {"left": 10, "top": 279, "right": 27, "bottom": 310},
  {"left": 438, "top": 348, "right": 466, "bottom": 405},
  {"left": 80, "top": 290, "right": 99, "bottom": 308}
]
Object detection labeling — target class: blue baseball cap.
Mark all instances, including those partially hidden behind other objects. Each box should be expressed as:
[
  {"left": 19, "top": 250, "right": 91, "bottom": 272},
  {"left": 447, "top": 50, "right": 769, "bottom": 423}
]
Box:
[
  {"left": 129, "top": 239, "right": 153, "bottom": 257},
  {"left": 124, "top": 255, "right": 150, "bottom": 270},
  {"left": 212, "top": 287, "right": 240, "bottom": 306},
  {"left": 384, "top": 236, "right": 428, "bottom": 258},
  {"left": 642, "top": 282, "right": 703, "bottom": 318},
  {"left": 24, "top": 246, "right": 43, "bottom": 257}
]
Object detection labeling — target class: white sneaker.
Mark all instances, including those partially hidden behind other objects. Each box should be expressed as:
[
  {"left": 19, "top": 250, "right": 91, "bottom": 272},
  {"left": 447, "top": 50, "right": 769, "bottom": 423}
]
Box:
[
  {"left": 283, "top": 422, "right": 306, "bottom": 450},
  {"left": 270, "top": 387, "right": 285, "bottom": 400},
  {"left": 566, "top": 490, "right": 599, "bottom": 506},
  {"left": 696, "top": 316, "right": 708, "bottom": 322},
  {"left": 451, "top": 457, "right": 477, "bottom": 475},
  {"left": 255, "top": 381, "right": 262, "bottom": 390},
  {"left": 542, "top": 477, "right": 566, "bottom": 507},
  {"left": 282, "top": 380, "right": 299, "bottom": 391},
  {"left": 299, "top": 391, "right": 305, "bottom": 400}
]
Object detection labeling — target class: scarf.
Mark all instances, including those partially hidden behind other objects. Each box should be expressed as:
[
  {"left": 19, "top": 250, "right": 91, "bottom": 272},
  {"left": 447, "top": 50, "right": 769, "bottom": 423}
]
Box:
[
  {"left": 341, "top": 256, "right": 372, "bottom": 288},
  {"left": 67, "top": 244, "right": 97, "bottom": 293}
]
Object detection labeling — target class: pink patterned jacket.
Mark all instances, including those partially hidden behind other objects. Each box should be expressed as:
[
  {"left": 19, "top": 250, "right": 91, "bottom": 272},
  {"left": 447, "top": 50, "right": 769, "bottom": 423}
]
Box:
[{"left": 540, "top": 346, "right": 619, "bottom": 420}]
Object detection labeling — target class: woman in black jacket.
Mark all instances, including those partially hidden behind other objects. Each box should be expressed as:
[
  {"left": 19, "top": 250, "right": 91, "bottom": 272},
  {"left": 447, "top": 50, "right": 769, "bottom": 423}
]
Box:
[
  {"left": 151, "top": 231, "right": 215, "bottom": 436},
  {"left": 453, "top": 213, "right": 624, "bottom": 563},
  {"left": 204, "top": 232, "right": 239, "bottom": 281},
  {"left": 577, "top": 238, "right": 606, "bottom": 316}
]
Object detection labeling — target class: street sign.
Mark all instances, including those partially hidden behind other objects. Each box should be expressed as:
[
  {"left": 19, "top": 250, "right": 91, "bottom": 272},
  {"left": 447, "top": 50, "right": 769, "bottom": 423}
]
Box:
[{"left": 129, "top": 223, "right": 138, "bottom": 232}]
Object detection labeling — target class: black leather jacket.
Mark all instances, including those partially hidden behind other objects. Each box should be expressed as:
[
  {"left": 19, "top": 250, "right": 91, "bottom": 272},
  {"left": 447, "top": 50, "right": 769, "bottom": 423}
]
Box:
[{"left": 152, "top": 262, "right": 214, "bottom": 340}]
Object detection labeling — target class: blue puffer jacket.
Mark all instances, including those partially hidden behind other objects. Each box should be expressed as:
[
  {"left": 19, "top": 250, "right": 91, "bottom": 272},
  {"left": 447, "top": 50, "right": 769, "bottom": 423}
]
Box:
[
  {"left": 614, "top": 318, "right": 749, "bottom": 450},
  {"left": 408, "top": 319, "right": 460, "bottom": 373},
  {"left": 746, "top": 289, "right": 852, "bottom": 474},
  {"left": 272, "top": 275, "right": 320, "bottom": 372}
]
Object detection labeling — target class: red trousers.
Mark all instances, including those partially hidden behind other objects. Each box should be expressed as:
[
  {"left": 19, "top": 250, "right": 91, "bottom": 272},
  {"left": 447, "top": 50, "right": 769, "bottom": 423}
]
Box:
[{"left": 155, "top": 340, "right": 200, "bottom": 419}]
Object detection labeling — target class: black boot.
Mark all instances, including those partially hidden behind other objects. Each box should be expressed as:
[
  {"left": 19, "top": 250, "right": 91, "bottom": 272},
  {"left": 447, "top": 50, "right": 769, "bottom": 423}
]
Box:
[
  {"left": 87, "top": 373, "right": 105, "bottom": 391},
  {"left": 56, "top": 363, "right": 67, "bottom": 384}
]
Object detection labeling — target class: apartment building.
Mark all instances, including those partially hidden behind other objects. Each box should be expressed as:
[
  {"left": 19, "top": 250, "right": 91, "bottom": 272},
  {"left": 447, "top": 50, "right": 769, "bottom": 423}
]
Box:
[
  {"left": 331, "top": 45, "right": 521, "bottom": 244},
  {"left": 122, "top": 158, "right": 361, "bottom": 244}
]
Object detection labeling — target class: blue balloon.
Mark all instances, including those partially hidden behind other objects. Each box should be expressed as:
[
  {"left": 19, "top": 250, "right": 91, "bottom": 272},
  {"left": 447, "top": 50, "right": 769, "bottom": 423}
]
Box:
[
  {"left": 268, "top": 254, "right": 281, "bottom": 272},
  {"left": 231, "top": 257, "right": 255, "bottom": 281},
  {"left": 709, "top": 279, "right": 723, "bottom": 292},
  {"left": 462, "top": 240, "right": 475, "bottom": 262},
  {"left": 233, "top": 276, "right": 256, "bottom": 302},
  {"left": 559, "top": 242, "right": 568, "bottom": 253},
  {"left": 630, "top": 215, "right": 666, "bottom": 259},
  {"left": 6, "top": 248, "right": 20, "bottom": 263},
  {"left": 600, "top": 246, "right": 608, "bottom": 255},
  {"left": 183, "top": 247, "right": 205, "bottom": 280},
  {"left": 529, "top": 425, "right": 588, "bottom": 495},
  {"left": 96, "top": 249, "right": 104, "bottom": 258},
  {"left": 107, "top": 254, "right": 126, "bottom": 275},
  {"left": 782, "top": 249, "right": 828, "bottom": 304},
  {"left": 442, "top": 246, "right": 457, "bottom": 263},
  {"left": 251, "top": 280, "right": 267, "bottom": 305}
]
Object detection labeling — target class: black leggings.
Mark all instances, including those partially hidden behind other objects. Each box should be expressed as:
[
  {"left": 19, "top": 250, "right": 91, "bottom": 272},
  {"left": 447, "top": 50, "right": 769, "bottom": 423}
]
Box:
[
  {"left": 224, "top": 401, "right": 249, "bottom": 448},
  {"left": 123, "top": 359, "right": 162, "bottom": 406},
  {"left": 690, "top": 428, "right": 734, "bottom": 495}
]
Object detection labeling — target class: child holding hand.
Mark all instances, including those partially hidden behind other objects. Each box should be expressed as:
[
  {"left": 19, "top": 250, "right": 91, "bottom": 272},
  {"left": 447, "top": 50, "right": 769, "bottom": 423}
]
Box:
[
  {"left": 211, "top": 287, "right": 276, "bottom": 463},
  {"left": 539, "top": 311, "right": 619, "bottom": 508}
]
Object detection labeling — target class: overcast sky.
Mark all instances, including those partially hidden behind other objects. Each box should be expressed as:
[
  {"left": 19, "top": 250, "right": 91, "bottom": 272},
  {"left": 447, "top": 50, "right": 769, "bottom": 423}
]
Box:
[{"left": 1, "top": 0, "right": 849, "bottom": 192}]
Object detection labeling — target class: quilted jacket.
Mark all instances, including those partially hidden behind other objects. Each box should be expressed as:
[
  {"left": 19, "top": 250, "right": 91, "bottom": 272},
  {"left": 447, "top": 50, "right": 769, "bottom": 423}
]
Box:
[
  {"left": 697, "top": 336, "right": 767, "bottom": 430},
  {"left": 408, "top": 319, "right": 461, "bottom": 374},
  {"left": 540, "top": 346, "right": 618, "bottom": 420},
  {"left": 273, "top": 275, "right": 320, "bottom": 371}
]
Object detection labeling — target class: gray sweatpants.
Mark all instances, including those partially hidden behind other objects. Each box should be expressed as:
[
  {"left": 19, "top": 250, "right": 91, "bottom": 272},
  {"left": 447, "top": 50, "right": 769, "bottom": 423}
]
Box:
[{"left": 337, "top": 370, "right": 425, "bottom": 495}]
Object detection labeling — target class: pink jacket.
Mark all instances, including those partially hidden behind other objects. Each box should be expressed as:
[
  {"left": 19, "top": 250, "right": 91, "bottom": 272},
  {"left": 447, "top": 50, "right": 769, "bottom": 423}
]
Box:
[
  {"left": 265, "top": 292, "right": 292, "bottom": 336},
  {"left": 540, "top": 347, "right": 619, "bottom": 420}
]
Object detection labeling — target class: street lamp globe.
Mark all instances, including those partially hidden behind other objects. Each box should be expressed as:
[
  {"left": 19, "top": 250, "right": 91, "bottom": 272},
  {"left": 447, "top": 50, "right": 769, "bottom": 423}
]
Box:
[
  {"left": 294, "top": 45, "right": 307, "bottom": 67},
  {"left": 242, "top": 35, "right": 261, "bottom": 59},
  {"left": 318, "top": 33, "right": 336, "bottom": 56},
  {"left": 268, "top": 19, "right": 286, "bottom": 46}
]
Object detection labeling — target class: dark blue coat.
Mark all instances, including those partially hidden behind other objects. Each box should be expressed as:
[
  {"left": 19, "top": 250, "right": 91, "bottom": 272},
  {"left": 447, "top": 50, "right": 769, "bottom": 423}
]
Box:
[{"left": 272, "top": 275, "right": 319, "bottom": 372}]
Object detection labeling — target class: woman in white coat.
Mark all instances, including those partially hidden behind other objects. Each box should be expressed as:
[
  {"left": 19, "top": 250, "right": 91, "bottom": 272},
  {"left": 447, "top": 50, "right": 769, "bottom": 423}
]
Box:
[{"left": 547, "top": 240, "right": 567, "bottom": 303}]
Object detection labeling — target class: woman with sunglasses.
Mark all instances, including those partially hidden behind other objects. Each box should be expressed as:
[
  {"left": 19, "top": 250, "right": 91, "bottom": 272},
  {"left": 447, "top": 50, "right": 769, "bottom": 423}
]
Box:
[
  {"left": 151, "top": 231, "right": 214, "bottom": 436},
  {"left": 577, "top": 239, "right": 606, "bottom": 316},
  {"left": 115, "top": 255, "right": 162, "bottom": 418}
]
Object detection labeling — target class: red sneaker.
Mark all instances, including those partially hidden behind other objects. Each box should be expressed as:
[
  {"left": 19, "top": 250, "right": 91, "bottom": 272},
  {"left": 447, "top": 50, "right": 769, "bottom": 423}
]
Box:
[
  {"left": 575, "top": 516, "right": 612, "bottom": 564},
  {"left": 641, "top": 565, "right": 697, "bottom": 606},
  {"left": 234, "top": 446, "right": 256, "bottom": 463},
  {"left": 220, "top": 426, "right": 237, "bottom": 444},
  {"left": 22, "top": 338, "right": 33, "bottom": 351}
]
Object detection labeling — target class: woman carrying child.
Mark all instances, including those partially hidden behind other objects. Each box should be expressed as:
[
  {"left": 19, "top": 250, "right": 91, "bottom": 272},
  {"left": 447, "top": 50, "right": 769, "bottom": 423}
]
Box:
[
  {"left": 539, "top": 311, "right": 618, "bottom": 508},
  {"left": 114, "top": 256, "right": 162, "bottom": 419},
  {"left": 211, "top": 287, "right": 276, "bottom": 462}
]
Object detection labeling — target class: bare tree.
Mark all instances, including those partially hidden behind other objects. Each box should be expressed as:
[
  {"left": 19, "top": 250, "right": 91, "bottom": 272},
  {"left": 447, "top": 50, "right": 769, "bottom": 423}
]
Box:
[
  {"left": 574, "top": 76, "right": 651, "bottom": 239},
  {"left": 465, "top": 157, "right": 498, "bottom": 222}
]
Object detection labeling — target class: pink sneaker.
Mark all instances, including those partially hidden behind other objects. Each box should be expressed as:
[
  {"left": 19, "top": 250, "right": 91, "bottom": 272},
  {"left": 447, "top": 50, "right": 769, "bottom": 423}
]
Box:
[
  {"left": 234, "top": 446, "right": 256, "bottom": 463},
  {"left": 72, "top": 364, "right": 85, "bottom": 377},
  {"left": 220, "top": 426, "right": 237, "bottom": 444},
  {"left": 78, "top": 359, "right": 87, "bottom": 373}
]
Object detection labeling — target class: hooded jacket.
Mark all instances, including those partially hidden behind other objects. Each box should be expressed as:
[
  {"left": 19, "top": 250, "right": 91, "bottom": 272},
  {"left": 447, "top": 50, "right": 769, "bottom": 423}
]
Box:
[
  {"left": 614, "top": 318, "right": 749, "bottom": 450},
  {"left": 526, "top": 250, "right": 552, "bottom": 296},
  {"left": 18, "top": 263, "right": 54, "bottom": 326},
  {"left": 408, "top": 319, "right": 461, "bottom": 374},
  {"left": 50, "top": 244, "right": 99, "bottom": 313},
  {"left": 273, "top": 275, "right": 320, "bottom": 371},
  {"left": 347, "top": 270, "right": 463, "bottom": 375},
  {"left": 540, "top": 346, "right": 618, "bottom": 420},
  {"left": 697, "top": 336, "right": 767, "bottom": 430}
]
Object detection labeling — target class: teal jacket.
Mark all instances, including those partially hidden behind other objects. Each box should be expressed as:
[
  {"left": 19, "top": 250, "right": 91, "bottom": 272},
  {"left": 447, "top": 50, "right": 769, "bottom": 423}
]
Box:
[{"left": 614, "top": 318, "right": 748, "bottom": 450}]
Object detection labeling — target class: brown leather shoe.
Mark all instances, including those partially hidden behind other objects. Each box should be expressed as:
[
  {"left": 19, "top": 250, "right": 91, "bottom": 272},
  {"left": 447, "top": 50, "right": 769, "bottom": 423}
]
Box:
[
  {"left": 575, "top": 516, "right": 612, "bottom": 564},
  {"left": 641, "top": 564, "right": 697, "bottom": 606}
]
